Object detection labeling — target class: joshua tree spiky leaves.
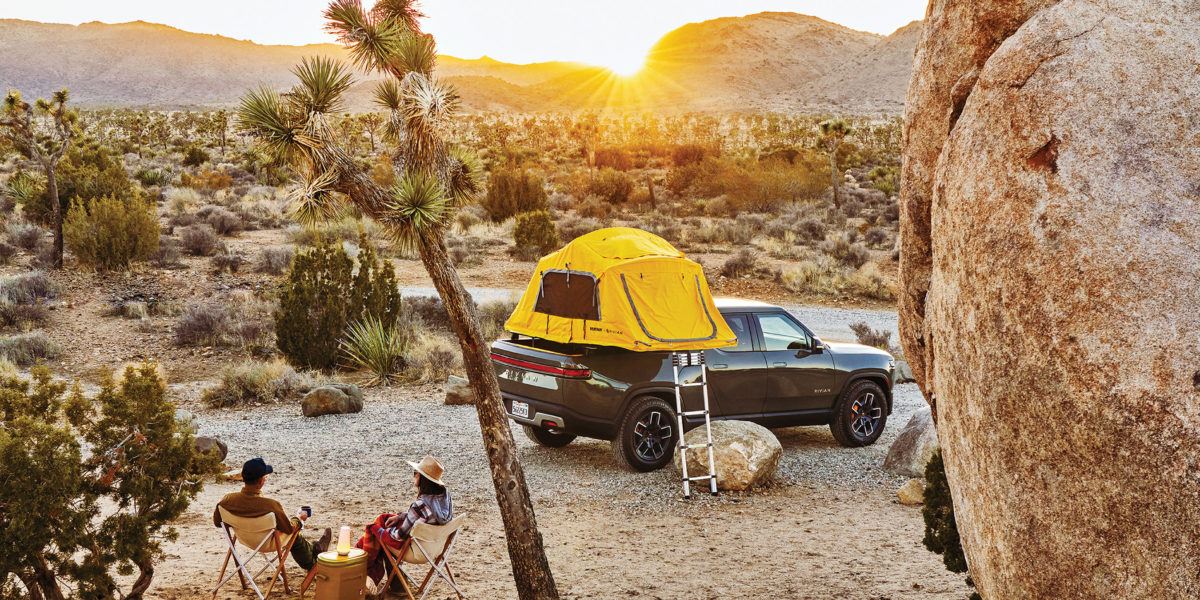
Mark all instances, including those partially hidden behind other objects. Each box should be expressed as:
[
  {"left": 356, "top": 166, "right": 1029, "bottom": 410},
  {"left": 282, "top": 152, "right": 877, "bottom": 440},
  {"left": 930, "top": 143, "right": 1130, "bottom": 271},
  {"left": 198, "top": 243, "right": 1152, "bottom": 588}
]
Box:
[
  {"left": 0, "top": 89, "right": 78, "bottom": 268},
  {"left": 236, "top": 2, "right": 560, "bottom": 598},
  {"left": 820, "top": 118, "right": 854, "bottom": 210}
]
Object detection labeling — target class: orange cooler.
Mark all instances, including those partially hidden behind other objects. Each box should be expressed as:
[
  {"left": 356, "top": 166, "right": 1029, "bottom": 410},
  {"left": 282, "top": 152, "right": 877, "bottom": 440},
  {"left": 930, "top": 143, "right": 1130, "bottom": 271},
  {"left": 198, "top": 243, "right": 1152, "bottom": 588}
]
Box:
[{"left": 307, "top": 549, "right": 367, "bottom": 600}]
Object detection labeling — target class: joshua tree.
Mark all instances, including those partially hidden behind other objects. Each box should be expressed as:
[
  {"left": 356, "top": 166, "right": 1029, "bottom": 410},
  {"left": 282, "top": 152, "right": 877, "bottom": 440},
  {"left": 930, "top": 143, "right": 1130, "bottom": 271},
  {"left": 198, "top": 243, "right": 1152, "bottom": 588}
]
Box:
[
  {"left": 0, "top": 89, "right": 78, "bottom": 268},
  {"left": 236, "top": 1, "right": 560, "bottom": 598},
  {"left": 820, "top": 118, "right": 854, "bottom": 209},
  {"left": 360, "top": 111, "right": 382, "bottom": 152}
]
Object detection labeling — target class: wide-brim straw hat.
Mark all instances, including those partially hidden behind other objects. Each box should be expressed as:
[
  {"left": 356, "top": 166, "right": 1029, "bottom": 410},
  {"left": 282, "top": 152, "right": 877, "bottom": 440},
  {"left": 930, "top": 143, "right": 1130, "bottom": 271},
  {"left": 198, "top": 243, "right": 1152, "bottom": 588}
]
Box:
[{"left": 407, "top": 455, "right": 446, "bottom": 486}]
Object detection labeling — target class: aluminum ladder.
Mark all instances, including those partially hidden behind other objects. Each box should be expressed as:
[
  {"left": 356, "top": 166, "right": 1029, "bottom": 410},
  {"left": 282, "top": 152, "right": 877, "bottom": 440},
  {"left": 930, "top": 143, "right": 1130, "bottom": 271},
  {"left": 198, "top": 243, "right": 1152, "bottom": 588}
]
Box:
[{"left": 671, "top": 350, "right": 718, "bottom": 498}]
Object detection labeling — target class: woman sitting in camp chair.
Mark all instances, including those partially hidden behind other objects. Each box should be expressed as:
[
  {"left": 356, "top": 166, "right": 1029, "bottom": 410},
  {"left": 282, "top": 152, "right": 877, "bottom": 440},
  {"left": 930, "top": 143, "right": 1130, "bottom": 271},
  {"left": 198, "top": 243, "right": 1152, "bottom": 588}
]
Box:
[{"left": 357, "top": 455, "right": 454, "bottom": 585}]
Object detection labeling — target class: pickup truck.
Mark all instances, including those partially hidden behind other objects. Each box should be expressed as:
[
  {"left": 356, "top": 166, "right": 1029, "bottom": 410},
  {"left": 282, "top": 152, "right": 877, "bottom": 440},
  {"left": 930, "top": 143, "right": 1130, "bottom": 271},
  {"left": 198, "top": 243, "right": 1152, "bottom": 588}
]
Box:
[{"left": 490, "top": 299, "right": 896, "bottom": 471}]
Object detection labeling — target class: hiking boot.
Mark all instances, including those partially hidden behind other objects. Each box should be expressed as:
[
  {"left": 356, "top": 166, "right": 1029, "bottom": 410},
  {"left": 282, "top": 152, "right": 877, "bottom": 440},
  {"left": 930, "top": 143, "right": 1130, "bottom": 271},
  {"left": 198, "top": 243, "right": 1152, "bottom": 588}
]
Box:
[
  {"left": 313, "top": 528, "right": 333, "bottom": 554},
  {"left": 388, "top": 570, "right": 417, "bottom": 594}
]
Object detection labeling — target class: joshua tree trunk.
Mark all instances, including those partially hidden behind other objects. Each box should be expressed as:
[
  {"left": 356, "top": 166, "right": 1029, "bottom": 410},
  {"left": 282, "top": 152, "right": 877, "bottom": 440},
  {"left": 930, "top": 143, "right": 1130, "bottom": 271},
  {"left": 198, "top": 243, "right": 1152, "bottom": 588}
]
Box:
[
  {"left": 828, "top": 144, "right": 841, "bottom": 209},
  {"left": 415, "top": 232, "right": 560, "bottom": 600},
  {"left": 46, "top": 162, "right": 63, "bottom": 269}
]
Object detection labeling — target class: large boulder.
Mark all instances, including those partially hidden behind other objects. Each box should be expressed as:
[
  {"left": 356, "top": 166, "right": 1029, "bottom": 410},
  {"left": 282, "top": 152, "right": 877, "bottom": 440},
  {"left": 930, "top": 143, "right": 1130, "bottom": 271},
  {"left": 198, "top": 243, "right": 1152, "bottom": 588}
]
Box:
[
  {"left": 882, "top": 407, "right": 938, "bottom": 478},
  {"left": 194, "top": 436, "right": 228, "bottom": 462},
  {"left": 301, "top": 384, "right": 364, "bottom": 417},
  {"left": 902, "top": 2, "right": 1200, "bottom": 597},
  {"left": 444, "top": 375, "right": 474, "bottom": 405},
  {"left": 672, "top": 420, "right": 780, "bottom": 491}
]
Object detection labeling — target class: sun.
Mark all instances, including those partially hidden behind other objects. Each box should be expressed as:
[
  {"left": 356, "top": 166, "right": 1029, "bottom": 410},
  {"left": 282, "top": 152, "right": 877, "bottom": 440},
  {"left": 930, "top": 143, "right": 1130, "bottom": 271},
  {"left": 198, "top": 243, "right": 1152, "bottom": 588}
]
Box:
[{"left": 599, "top": 49, "right": 649, "bottom": 78}]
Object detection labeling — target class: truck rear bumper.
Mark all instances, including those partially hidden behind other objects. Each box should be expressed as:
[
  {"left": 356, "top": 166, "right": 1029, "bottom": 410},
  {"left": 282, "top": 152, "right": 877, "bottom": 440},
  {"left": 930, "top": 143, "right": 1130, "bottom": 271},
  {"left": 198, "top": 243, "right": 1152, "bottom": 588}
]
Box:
[{"left": 500, "top": 391, "right": 616, "bottom": 441}]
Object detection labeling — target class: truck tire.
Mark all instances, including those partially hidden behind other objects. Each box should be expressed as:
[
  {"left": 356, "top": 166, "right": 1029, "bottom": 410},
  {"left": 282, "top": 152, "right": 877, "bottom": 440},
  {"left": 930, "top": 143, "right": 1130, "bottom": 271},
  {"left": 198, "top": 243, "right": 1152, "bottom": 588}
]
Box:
[
  {"left": 523, "top": 424, "right": 576, "bottom": 448},
  {"left": 829, "top": 379, "right": 888, "bottom": 447},
  {"left": 611, "top": 396, "right": 677, "bottom": 472}
]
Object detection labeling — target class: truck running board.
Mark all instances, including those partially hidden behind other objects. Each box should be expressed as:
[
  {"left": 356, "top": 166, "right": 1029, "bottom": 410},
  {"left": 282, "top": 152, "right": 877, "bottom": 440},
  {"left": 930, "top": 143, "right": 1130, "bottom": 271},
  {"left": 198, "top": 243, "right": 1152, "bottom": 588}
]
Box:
[{"left": 671, "top": 351, "right": 718, "bottom": 499}]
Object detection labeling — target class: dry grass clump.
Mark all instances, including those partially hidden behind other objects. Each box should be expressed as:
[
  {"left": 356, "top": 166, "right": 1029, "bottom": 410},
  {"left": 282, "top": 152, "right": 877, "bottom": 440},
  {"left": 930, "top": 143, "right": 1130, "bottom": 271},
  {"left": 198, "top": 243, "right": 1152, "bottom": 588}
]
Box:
[
  {"left": 202, "top": 358, "right": 326, "bottom": 407},
  {"left": 819, "top": 234, "right": 871, "bottom": 269},
  {"left": 781, "top": 258, "right": 895, "bottom": 302},
  {"left": 446, "top": 236, "right": 486, "bottom": 267},
  {"left": 849, "top": 320, "right": 892, "bottom": 350},
  {"left": 0, "top": 272, "right": 57, "bottom": 305},
  {"left": 255, "top": 247, "right": 294, "bottom": 275},
  {"left": 150, "top": 237, "right": 185, "bottom": 268},
  {"left": 556, "top": 216, "right": 604, "bottom": 243},
  {"left": 0, "top": 331, "right": 60, "bottom": 366},
  {"left": 403, "top": 332, "right": 460, "bottom": 382},
  {"left": 720, "top": 249, "right": 757, "bottom": 278},
  {"left": 196, "top": 205, "right": 242, "bottom": 235},
  {"left": 6, "top": 222, "right": 44, "bottom": 251},
  {"left": 211, "top": 251, "right": 244, "bottom": 274},
  {"left": 178, "top": 224, "right": 221, "bottom": 256},
  {"left": 173, "top": 292, "right": 274, "bottom": 350},
  {"left": 477, "top": 298, "right": 518, "bottom": 342}
]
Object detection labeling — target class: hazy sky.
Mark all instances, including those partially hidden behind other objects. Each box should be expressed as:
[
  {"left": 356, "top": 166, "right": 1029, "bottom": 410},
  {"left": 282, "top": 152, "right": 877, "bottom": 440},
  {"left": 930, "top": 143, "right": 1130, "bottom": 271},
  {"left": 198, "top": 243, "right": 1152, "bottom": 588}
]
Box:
[{"left": 4, "top": 1, "right": 928, "bottom": 73}]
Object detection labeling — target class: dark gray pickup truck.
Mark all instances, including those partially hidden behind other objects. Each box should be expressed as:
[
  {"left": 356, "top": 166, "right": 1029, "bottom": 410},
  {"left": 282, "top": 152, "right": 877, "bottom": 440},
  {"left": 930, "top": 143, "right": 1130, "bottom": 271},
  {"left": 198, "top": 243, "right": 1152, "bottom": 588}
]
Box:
[{"left": 490, "top": 299, "right": 896, "bottom": 471}]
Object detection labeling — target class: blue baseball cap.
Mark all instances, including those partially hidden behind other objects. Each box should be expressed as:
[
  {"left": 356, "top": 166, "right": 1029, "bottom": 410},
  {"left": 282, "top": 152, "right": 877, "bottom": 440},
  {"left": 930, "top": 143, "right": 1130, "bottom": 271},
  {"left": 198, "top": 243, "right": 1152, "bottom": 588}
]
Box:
[{"left": 242, "top": 457, "right": 274, "bottom": 482}]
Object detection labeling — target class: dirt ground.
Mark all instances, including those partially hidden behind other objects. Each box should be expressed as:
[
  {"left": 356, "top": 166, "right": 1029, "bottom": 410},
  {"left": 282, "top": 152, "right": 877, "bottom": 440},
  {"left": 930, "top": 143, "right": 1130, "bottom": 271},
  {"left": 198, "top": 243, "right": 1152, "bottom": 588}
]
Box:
[{"left": 148, "top": 383, "right": 971, "bottom": 600}]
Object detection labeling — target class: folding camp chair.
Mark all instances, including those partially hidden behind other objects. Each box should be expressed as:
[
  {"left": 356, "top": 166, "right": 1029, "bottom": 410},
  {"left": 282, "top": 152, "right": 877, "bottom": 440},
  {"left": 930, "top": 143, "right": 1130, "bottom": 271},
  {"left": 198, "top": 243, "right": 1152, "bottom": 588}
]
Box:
[
  {"left": 212, "top": 507, "right": 299, "bottom": 600},
  {"left": 381, "top": 514, "right": 468, "bottom": 600}
]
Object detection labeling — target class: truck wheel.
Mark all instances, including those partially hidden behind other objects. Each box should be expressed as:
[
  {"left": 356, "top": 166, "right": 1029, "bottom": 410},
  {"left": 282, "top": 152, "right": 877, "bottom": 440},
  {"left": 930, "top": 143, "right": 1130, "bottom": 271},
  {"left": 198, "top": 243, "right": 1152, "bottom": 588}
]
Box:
[
  {"left": 611, "top": 397, "right": 677, "bottom": 472},
  {"left": 523, "top": 425, "right": 576, "bottom": 448},
  {"left": 829, "top": 379, "right": 888, "bottom": 447}
]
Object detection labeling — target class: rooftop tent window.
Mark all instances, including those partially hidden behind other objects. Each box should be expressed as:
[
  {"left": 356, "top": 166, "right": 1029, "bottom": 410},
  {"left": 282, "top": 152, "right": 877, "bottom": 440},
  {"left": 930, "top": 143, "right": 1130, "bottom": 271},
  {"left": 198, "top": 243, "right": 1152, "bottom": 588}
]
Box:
[{"left": 534, "top": 269, "right": 600, "bottom": 320}]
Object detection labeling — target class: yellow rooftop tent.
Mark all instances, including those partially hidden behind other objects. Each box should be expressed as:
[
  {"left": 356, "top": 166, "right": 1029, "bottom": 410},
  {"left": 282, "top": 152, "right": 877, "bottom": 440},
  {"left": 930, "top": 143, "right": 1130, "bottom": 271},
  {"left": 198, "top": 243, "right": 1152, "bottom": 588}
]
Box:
[{"left": 504, "top": 227, "right": 737, "bottom": 351}]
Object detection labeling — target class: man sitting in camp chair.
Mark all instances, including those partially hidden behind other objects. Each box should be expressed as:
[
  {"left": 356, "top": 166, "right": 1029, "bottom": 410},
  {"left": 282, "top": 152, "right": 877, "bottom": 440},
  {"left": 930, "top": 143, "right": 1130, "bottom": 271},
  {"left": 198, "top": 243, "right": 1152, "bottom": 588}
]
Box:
[{"left": 213, "top": 457, "right": 332, "bottom": 573}]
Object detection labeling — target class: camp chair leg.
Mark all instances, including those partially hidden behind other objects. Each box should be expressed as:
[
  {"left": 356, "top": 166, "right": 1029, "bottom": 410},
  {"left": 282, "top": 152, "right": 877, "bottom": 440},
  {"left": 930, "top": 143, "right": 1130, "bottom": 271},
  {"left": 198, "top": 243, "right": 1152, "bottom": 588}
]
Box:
[
  {"left": 263, "top": 531, "right": 296, "bottom": 599},
  {"left": 213, "top": 548, "right": 233, "bottom": 599},
  {"left": 443, "top": 564, "right": 465, "bottom": 600},
  {"left": 228, "top": 543, "right": 266, "bottom": 600},
  {"left": 383, "top": 541, "right": 416, "bottom": 600},
  {"left": 300, "top": 567, "right": 317, "bottom": 600}
]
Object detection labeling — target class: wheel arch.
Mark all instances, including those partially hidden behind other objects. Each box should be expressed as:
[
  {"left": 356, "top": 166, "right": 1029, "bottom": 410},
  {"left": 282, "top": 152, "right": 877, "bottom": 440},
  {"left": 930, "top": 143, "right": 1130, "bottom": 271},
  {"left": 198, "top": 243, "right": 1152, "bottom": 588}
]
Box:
[{"left": 840, "top": 371, "right": 893, "bottom": 414}]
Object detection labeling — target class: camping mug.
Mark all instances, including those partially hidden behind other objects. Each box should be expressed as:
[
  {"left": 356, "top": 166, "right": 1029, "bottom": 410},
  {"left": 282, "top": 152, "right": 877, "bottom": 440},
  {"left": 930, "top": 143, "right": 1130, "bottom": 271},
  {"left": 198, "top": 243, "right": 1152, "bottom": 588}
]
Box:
[{"left": 301, "top": 505, "right": 312, "bottom": 519}]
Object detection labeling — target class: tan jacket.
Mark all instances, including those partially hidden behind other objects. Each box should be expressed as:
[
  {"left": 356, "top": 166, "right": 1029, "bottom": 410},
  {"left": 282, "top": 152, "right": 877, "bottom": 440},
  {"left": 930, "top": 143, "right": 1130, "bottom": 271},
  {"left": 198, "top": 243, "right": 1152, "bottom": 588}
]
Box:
[{"left": 213, "top": 487, "right": 301, "bottom": 534}]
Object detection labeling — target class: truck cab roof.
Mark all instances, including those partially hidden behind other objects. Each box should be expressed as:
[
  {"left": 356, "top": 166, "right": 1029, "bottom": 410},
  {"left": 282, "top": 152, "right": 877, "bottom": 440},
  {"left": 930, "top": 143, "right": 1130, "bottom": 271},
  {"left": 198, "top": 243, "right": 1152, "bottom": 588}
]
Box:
[{"left": 713, "top": 298, "right": 783, "bottom": 313}]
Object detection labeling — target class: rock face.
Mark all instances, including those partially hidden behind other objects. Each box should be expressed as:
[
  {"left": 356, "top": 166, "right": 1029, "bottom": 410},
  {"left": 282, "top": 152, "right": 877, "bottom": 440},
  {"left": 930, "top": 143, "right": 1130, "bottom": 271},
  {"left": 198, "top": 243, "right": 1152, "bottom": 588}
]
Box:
[
  {"left": 673, "top": 420, "right": 780, "bottom": 491},
  {"left": 896, "top": 479, "right": 925, "bottom": 505},
  {"left": 301, "top": 384, "right": 364, "bottom": 417},
  {"left": 444, "top": 375, "right": 475, "bottom": 405},
  {"left": 882, "top": 407, "right": 938, "bottom": 478},
  {"left": 174, "top": 409, "right": 198, "bottom": 434},
  {"left": 901, "top": 1, "right": 1200, "bottom": 597},
  {"left": 194, "top": 436, "right": 228, "bottom": 462}
]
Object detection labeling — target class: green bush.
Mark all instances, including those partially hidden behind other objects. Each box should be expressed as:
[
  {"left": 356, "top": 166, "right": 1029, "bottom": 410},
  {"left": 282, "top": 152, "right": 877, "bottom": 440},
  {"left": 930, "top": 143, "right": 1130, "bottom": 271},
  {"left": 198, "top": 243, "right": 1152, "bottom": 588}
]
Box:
[
  {"left": 276, "top": 233, "right": 401, "bottom": 371},
  {"left": 64, "top": 195, "right": 160, "bottom": 270},
  {"left": 588, "top": 168, "right": 633, "bottom": 204},
  {"left": 0, "top": 364, "right": 219, "bottom": 600},
  {"left": 513, "top": 210, "right": 559, "bottom": 260},
  {"left": 923, "top": 449, "right": 980, "bottom": 599},
  {"left": 482, "top": 167, "right": 547, "bottom": 221},
  {"left": 182, "top": 145, "right": 210, "bottom": 167},
  {"left": 593, "top": 146, "right": 634, "bottom": 171},
  {"left": 26, "top": 143, "right": 137, "bottom": 227}
]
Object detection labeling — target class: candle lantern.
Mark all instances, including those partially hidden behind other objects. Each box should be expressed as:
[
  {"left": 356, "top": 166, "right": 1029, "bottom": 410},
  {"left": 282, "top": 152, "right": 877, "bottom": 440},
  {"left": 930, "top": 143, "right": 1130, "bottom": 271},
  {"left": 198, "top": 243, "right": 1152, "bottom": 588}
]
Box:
[{"left": 336, "top": 525, "right": 352, "bottom": 556}]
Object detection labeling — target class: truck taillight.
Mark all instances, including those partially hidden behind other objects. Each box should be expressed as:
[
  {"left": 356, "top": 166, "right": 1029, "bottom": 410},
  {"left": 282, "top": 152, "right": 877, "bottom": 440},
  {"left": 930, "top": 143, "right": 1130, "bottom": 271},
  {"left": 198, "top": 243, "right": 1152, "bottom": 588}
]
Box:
[{"left": 490, "top": 353, "right": 591, "bottom": 378}]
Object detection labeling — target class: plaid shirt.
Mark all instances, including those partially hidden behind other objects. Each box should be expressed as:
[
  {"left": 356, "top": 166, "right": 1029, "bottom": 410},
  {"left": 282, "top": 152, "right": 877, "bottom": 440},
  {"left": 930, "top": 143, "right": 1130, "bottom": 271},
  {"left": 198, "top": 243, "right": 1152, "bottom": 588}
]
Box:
[{"left": 381, "top": 498, "right": 436, "bottom": 541}]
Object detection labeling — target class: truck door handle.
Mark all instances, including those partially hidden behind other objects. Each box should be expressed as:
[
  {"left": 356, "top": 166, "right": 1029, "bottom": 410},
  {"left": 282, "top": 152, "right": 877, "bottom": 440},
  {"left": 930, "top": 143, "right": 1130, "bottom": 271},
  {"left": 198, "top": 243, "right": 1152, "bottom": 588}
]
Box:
[
  {"left": 772, "top": 362, "right": 787, "bottom": 367},
  {"left": 711, "top": 363, "right": 728, "bottom": 369}
]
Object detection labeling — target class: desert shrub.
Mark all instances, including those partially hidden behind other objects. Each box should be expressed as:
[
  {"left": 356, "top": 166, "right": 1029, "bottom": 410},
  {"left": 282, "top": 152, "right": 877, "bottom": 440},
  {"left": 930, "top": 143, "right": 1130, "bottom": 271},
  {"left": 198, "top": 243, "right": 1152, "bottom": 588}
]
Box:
[
  {"left": 844, "top": 263, "right": 896, "bottom": 301},
  {"left": 477, "top": 298, "right": 518, "bottom": 342},
  {"left": 182, "top": 145, "right": 210, "bottom": 167},
  {"left": 63, "top": 195, "right": 160, "bottom": 271},
  {"left": 402, "top": 295, "right": 450, "bottom": 331},
  {"left": 165, "top": 187, "right": 202, "bottom": 215},
  {"left": 691, "top": 219, "right": 754, "bottom": 246},
  {"left": 181, "top": 168, "right": 232, "bottom": 191},
  {"left": 593, "top": 146, "right": 634, "bottom": 171},
  {"left": 454, "top": 203, "right": 487, "bottom": 231},
  {"left": 868, "top": 165, "right": 900, "bottom": 197},
  {"left": 0, "top": 241, "right": 16, "bottom": 264},
  {"left": 0, "top": 272, "right": 58, "bottom": 305},
  {"left": 446, "top": 236, "right": 485, "bottom": 267},
  {"left": 780, "top": 256, "right": 842, "bottom": 296},
  {"left": 0, "top": 331, "right": 60, "bottom": 365},
  {"left": 512, "top": 211, "right": 559, "bottom": 261},
  {"left": 720, "top": 249, "right": 757, "bottom": 278},
  {"left": 557, "top": 216, "right": 603, "bottom": 243},
  {"left": 576, "top": 197, "right": 610, "bottom": 218},
  {"left": 179, "top": 224, "right": 220, "bottom": 256},
  {"left": 403, "top": 332, "right": 460, "bottom": 382},
  {"left": 166, "top": 212, "right": 199, "bottom": 234},
  {"left": 7, "top": 222, "right": 45, "bottom": 251},
  {"left": 201, "top": 359, "right": 323, "bottom": 407},
  {"left": 672, "top": 143, "right": 710, "bottom": 167},
  {"left": 256, "top": 247, "right": 294, "bottom": 275},
  {"left": 849, "top": 321, "right": 892, "bottom": 350},
  {"left": 211, "top": 251, "right": 243, "bottom": 273},
  {"left": 31, "top": 240, "right": 56, "bottom": 269},
  {"left": 924, "top": 449, "right": 968, "bottom": 573},
  {"left": 150, "top": 237, "right": 185, "bottom": 268},
  {"left": 795, "top": 218, "right": 827, "bottom": 242},
  {"left": 340, "top": 316, "right": 408, "bottom": 385},
  {"left": 134, "top": 167, "right": 169, "bottom": 187},
  {"left": 25, "top": 143, "right": 138, "bottom": 227},
  {"left": 0, "top": 303, "right": 48, "bottom": 329},
  {"left": 1, "top": 170, "right": 41, "bottom": 214},
  {"left": 864, "top": 226, "right": 890, "bottom": 248},
  {"left": 820, "top": 235, "right": 871, "bottom": 269},
  {"left": 173, "top": 294, "right": 274, "bottom": 349},
  {"left": 482, "top": 167, "right": 547, "bottom": 221},
  {"left": 588, "top": 168, "right": 633, "bottom": 204},
  {"left": 276, "top": 235, "right": 401, "bottom": 370},
  {"left": 197, "top": 205, "right": 242, "bottom": 235},
  {"left": 0, "top": 364, "right": 219, "bottom": 600}
]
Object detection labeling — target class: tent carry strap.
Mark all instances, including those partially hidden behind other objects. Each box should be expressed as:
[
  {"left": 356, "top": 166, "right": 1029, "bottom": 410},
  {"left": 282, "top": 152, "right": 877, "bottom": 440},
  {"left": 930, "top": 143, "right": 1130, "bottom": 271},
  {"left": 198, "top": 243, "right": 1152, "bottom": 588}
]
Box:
[{"left": 671, "top": 351, "right": 718, "bottom": 499}]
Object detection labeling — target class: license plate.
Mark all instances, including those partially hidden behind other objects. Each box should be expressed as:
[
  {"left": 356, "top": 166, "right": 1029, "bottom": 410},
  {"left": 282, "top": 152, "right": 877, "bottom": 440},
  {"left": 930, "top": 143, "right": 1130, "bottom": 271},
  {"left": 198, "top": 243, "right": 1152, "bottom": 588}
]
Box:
[{"left": 510, "top": 401, "right": 530, "bottom": 419}]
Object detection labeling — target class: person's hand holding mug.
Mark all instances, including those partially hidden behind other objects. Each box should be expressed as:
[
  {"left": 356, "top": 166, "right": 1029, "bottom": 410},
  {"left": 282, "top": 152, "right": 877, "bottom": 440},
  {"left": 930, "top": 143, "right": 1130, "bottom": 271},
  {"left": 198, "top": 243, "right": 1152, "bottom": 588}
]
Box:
[{"left": 297, "top": 506, "right": 312, "bottom": 522}]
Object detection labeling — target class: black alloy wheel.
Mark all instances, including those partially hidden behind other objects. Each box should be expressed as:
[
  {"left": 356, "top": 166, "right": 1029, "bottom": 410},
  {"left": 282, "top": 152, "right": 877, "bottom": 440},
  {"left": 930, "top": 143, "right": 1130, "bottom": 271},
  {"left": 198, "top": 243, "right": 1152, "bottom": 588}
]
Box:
[
  {"left": 612, "top": 397, "right": 678, "bottom": 472},
  {"left": 830, "top": 379, "right": 888, "bottom": 447}
]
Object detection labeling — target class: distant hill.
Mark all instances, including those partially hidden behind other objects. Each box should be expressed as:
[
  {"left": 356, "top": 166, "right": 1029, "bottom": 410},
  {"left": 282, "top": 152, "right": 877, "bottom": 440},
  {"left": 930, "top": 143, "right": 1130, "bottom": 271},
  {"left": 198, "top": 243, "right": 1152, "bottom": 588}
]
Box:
[{"left": 0, "top": 15, "right": 919, "bottom": 113}]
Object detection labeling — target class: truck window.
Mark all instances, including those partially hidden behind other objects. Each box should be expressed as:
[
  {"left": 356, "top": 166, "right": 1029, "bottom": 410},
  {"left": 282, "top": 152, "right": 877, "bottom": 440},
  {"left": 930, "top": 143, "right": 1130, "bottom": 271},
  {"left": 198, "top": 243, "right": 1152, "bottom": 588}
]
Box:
[
  {"left": 756, "top": 313, "right": 811, "bottom": 351},
  {"left": 720, "top": 314, "right": 754, "bottom": 352}
]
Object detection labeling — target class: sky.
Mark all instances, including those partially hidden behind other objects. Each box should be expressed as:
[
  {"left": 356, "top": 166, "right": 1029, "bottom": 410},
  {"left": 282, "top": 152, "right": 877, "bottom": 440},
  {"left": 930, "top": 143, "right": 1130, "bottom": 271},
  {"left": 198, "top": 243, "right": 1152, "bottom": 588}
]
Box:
[{"left": 3, "top": 0, "right": 928, "bottom": 74}]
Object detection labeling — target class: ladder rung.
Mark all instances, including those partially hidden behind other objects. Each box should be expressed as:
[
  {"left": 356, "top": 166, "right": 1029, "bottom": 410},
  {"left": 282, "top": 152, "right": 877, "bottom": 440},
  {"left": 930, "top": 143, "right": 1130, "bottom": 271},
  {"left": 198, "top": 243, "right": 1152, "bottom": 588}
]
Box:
[
  {"left": 675, "top": 382, "right": 705, "bottom": 388},
  {"left": 682, "top": 442, "right": 713, "bottom": 450},
  {"left": 680, "top": 410, "right": 708, "bottom": 417},
  {"left": 685, "top": 475, "right": 714, "bottom": 481}
]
